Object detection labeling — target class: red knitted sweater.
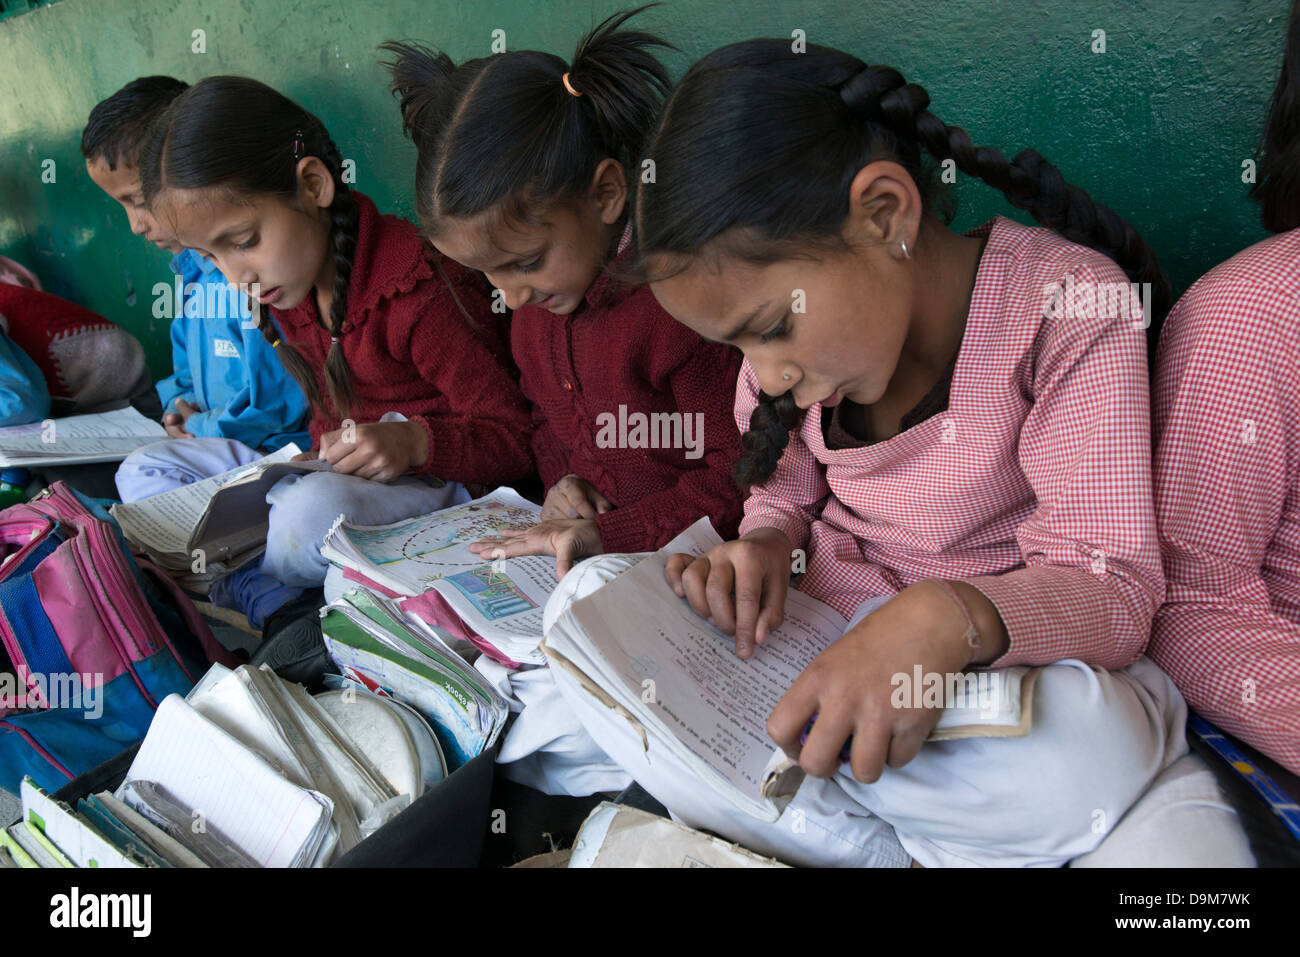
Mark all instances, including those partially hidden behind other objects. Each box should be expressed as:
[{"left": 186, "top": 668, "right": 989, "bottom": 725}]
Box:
[
  {"left": 272, "top": 193, "right": 533, "bottom": 486},
  {"left": 512, "top": 254, "right": 745, "bottom": 552}
]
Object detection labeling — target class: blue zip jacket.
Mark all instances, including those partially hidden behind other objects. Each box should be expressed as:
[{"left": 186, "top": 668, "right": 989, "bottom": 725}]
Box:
[
  {"left": 156, "top": 250, "right": 310, "bottom": 452},
  {"left": 0, "top": 326, "right": 50, "bottom": 427}
]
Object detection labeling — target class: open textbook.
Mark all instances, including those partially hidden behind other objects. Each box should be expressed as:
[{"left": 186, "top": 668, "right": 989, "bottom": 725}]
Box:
[
  {"left": 112, "top": 444, "right": 331, "bottom": 581},
  {"left": 542, "top": 518, "right": 1037, "bottom": 821},
  {"left": 321, "top": 487, "right": 559, "bottom": 664},
  {"left": 0, "top": 405, "right": 167, "bottom": 467}
]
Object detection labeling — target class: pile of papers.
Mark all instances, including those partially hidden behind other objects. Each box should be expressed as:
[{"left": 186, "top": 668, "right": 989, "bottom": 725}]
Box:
[
  {"left": 1, "top": 663, "right": 426, "bottom": 868},
  {"left": 0, "top": 406, "right": 166, "bottom": 467},
  {"left": 321, "top": 588, "right": 509, "bottom": 770}
]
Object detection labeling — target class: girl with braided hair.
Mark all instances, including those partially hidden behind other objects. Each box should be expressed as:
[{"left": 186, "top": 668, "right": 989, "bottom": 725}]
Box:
[
  {"left": 134, "top": 76, "right": 533, "bottom": 621},
  {"left": 543, "top": 39, "right": 1252, "bottom": 865}
]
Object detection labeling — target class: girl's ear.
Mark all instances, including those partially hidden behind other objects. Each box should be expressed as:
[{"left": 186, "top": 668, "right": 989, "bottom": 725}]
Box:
[
  {"left": 589, "top": 158, "right": 628, "bottom": 226},
  {"left": 296, "top": 156, "right": 337, "bottom": 211},
  {"left": 844, "top": 160, "right": 922, "bottom": 259}
]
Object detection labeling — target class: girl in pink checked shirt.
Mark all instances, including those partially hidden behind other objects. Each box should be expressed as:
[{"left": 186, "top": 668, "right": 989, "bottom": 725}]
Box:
[
  {"left": 542, "top": 39, "right": 1254, "bottom": 867},
  {"left": 1149, "top": 3, "right": 1300, "bottom": 779}
]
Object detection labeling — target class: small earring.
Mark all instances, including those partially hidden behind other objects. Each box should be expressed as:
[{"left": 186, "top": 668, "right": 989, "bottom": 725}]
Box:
[
  {"left": 899, "top": 238, "right": 912, "bottom": 260},
  {"left": 782, "top": 373, "right": 791, "bottom": 381}
]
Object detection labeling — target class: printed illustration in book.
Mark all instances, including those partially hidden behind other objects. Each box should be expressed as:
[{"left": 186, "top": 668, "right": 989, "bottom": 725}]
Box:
[{"left": 321, "top": 488, "right": 557, "bottom": 663}]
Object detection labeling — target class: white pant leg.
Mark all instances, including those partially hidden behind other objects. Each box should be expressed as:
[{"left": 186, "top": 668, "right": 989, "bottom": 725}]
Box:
[
  {"left": 1068, "top": 753, "right": 1256, "bottom": 867},
  {"left": 114, "top": 437, "right": 260, "bottom": 502},
  {"left": 846, "top": 655, "right": 1186, "bottom": 867},
  {"left": 262, "top": 471, "right": 470, "bottom": 588},
  {"left": 544, "top": 555, "right": 1189, "bottom": 867},
  {"left": 482, "top": 662, "right": 634, "bottom": 797}
]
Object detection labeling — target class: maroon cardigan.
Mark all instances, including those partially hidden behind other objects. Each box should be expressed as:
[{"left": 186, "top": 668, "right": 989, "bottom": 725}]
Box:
[
  {"left": 512, "top": 253, "right": 745, "bottom": 552},
  {"left": 273, "top": 193, "right": 532, "bottom": 486}
]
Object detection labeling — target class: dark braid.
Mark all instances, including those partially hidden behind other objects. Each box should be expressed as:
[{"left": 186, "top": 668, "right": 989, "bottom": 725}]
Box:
[
  {"left": 637, "top": 41, "right": 1173, "bottom": 486},
  {"left": 839, "top": 66, "right": 1171, "bottom": 319},
  {"left": 736, "top": 391, "right": 800, "bottom": 486},
  {"left": 318, "top": 138, "right": 360, "bottom": 419},
  {"left": 247, "top": 137, "right": 360, "bottom": 419}
]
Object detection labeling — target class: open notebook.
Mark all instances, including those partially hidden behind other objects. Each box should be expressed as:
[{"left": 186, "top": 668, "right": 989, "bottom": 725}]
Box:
[
  {"left": 0, "top": 406, "right": 166, "bottom": 467},
  {"left": 117, "top": 694, "right": 334, "bottom": 868}
]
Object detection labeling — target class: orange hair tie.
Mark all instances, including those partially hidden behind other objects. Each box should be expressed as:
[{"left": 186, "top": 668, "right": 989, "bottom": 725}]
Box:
[{"left": 561, "top": 72, "right": 582, "bottom": 97}]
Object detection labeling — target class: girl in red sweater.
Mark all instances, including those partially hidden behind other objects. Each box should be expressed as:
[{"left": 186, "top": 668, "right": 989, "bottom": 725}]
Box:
[
  {"left": 383, "top": 6, "right": 744, "bottom": 580},
  {"left": 380, "top": 7, "right": 743, "bottom": 797},
  {"left": 140, "top": 77, "right": 533, "bottom": 599}
]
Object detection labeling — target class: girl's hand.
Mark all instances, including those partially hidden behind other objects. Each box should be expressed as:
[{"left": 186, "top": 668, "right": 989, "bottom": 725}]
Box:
[
  {"left": 319, "top": 420, "right": 428, "bottom": 482},
  {"left": 468, "top": 518, "right": 603, "bottom": 579},
  {"left": 664, "top": 527, "right": 794, "bottom": 658},
  {"left": 767, "top": 579, "right": 1007, "bottom": 783},
  {"left": 541, "top": 474, "right": 613, "bottom": 520}
]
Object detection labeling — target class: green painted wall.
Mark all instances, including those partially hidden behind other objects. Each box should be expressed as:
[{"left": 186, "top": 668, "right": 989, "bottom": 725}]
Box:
[{"left": 0, "top": 0, "right": 1288, "bottom": 379}]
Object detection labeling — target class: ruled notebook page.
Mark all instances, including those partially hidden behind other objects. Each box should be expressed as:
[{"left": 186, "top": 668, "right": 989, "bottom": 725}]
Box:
[{"left": 119, "top": 694, "right": 333, "bottom": 868}]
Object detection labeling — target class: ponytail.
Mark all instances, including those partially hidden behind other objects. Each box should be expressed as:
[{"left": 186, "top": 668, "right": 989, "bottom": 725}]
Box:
[
  {"left": 382, "top": 5, "right": 673, "bottom": 236},
  {"left": 143, "top": 76, "right": 361, "bottom": 419},
  {"left": 638, "top": 40, "right": 1172, "bottom": 485}
]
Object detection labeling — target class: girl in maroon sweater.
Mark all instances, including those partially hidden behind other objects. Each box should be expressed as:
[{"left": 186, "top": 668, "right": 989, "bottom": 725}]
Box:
[
  {"left": 383, "top": 6, "right": 745, "bottom": 580},
  {"left": 141, "top": 77, "right": 532, "bottom": 594}
]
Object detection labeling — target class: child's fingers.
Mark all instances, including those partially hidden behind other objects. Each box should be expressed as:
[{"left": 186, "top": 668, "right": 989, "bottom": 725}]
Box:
[
  {"left": 767, "top": 679, "right": 822, "bottom": 755},
  {"left": 703, "top": 560, "right": 739, "bottom": 636},
  {"left": 799, "top": 709, "right": 856, "bottom": 779},
  {"left": 554, "top": 533, "right": 583, "bottom": 579},
  {"left": 318, "top": 430, "right": 342, "bottom": 462},
  {"left": 677, "top": 555, "right": 716, "bottom": 621},
  {"left": 328, "top": 446, "right": 381, "bottom": 475},
  {"left": 664, "top": 553, "right": 695, "bottom": 596},
  {"left": 848, "top": 720, "right": 893, "bottom": 785},
  {"left": 756, "top": 560, "right": 790, "bottom": 645},
  {"left": 729, "top": 552, "right": 769, "bottom": 657},
  {"left": 589, "top": 489, "right": 613, "bottom": 513},
  {"left": 565, "top": 487, "right": 597, "bottom": 519},
  {"left": 884, "top": 722, "right": 928, "bottom": 772}
]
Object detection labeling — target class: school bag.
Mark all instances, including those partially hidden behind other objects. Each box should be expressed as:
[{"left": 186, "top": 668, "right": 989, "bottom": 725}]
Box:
[{"left": 0, "top": 482, "right": 238, "bottom": 793}]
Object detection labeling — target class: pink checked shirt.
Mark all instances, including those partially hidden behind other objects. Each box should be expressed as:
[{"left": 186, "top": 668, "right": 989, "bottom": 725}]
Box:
[
  {"left": 736, "top": 216, "right": 1163, "bottom": 670},
  {"left": 1149, "top": 227, "right": 1300, "bottom": 774}
]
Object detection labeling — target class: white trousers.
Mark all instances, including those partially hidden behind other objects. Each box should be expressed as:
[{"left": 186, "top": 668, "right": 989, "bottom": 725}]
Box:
[{"left": 539, "top": 554, "right": 1254, "bottom": 868}]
